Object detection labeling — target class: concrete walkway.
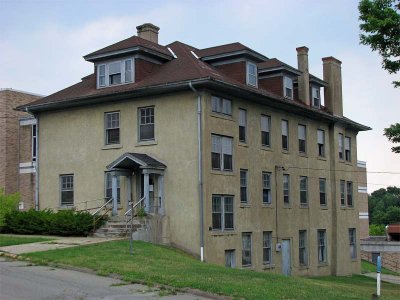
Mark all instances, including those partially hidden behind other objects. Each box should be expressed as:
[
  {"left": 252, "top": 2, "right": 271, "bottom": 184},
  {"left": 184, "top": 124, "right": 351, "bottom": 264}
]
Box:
[
  {"left": 0, "top": 235, "right": 122, "bottom": 254},
  {"left": 364, "top": 272, "right": 400, "bottom": 285}
]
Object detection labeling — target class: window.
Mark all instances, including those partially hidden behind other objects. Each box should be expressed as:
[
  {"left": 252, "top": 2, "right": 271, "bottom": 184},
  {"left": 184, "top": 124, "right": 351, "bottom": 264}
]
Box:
[
  {"left": 225, "top": 250, "right": 235, "bottom": 268},
  {"left": 338, "top": 133, "right": 344, "bottom": 159},
  {"left": 319, "top": 178, "right": 327, "bottom": 206},
  {"left": 211, "top": 135, "right": 233, "bottom": 171},
  {"left": 299, "top": 176, "right": 308, "bottom": 205},
  {"left": 242, "top": 232, "right": 252, "bottom": 266},
  {"left": 239, "top": 109, "right": 247, "bottom": 143},
  {"left": 139, "top": 107, "right": 154, "bottom": 141},
  {"left": 346, "top": 181, "right": 353, "bottom": 207},
  {"left": 211, "top": 96, "right": 232, "bottom": 115},
  {"left": 240, "top": 169, "right": 248, "bottom": 204},
  {"left": 298, "top": 125, "right": 306, "bottom": 153},
  {"left": 312, "top": 87, "right": 320, "bottom": 108},
  {"left": 317, "top": 129, "right": 325, "bottom": 157},
  {"left": 32, "top": 124, "right": 37, "bottom": 161},
  {"left": 282, "top": 120, "right": 289, "bottom": 150},
  {"left": 212, "top": 195, "right": 234, "bottom": 230},
  {"left": 284, "top": 76, "right": 293, "bottom": 99},
  {"left": 283, "top": 174, "right": 290, "bottom": 205},
  {"left": 345, "top": 137, "right": 351, "bottom": 162},
  {"left": 105, "top": 112, "right": 120, "bottom": 145},
  {"left": 349, "top": 228, "right": 357, "bottom": 259},
  {"left": 105, "top": 173, "right": 120, "bottom": 203},
  {"left": 299, "top": 230, "right": 307, "bottom": 266},
  {"left": 247, "top": 62, "right": 257, "bottom": 86},
  {"left": 97, "top": 59, "right": 133, "bottom": 88},
  {"left": 263, "top": 231, "right": 272, "bottom": 265},
  {"left": 262, "top": 172, "right": 272, "bottom": 204},
  {"left": 261, "top": 115, "right": 271, "bottom": 147},
  {"left": 340, "top": 180, "right": 346, "bottom": 206},
  {"left": 318, "top": 229, "right": 327, "bottom": 264},
  {"left": 60, "top": 175, "right": 74, "bottom": 206}
]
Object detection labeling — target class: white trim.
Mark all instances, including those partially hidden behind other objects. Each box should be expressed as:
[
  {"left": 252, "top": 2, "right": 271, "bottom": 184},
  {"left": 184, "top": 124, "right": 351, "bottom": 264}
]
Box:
[
  {"left": 85, "top": 46, "right": 172, "bottom": 61},
  {"left": 19, "top": 118, "right": 37, "bottom": 126},
  {"left": 0, "top": 88, "right": 45, "bottom": 97},
  {"left": 359, "top": 212, "right": 369, "bottom": 217},
  {"left": 167, "top": 47, "right": 177, "bottom": 58},
  {"left": 20, "top": 162, "right": 36, "bottom": 168},
  {"left": 359, "top": 216, "right": 369, "bottom": 220},
  {"left": 246, "top": 61, "right": 258, "bottom": 87},
  {"left": 190, "top": 51, "right": 199, "bottom": 59},
  {"left": 357, "top": 160, "right": 367, "bottom": 168},
  {"left": 19, "top": 167, "right": 36, "bottom": 174},
  {"left": 358, "top": 186, "right": 368, "bottom": 193},
  {"left": 201, "top": 49, "right": 268, "bottom": 62}
]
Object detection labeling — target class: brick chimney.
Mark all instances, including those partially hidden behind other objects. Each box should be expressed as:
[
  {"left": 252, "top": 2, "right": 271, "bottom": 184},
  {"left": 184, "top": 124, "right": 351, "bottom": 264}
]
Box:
[
  {"left": 296, "top": 46, "right": 310, "bottom": 106},
  {"left": 136, "top": 23, "right": 160, "bottom": 44},
  {"left": 322, "top": 57, "right": 343, "bottom": 116}
]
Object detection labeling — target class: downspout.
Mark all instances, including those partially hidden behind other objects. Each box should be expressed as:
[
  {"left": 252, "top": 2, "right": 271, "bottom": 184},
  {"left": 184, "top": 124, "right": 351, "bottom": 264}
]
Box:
[
  {"left": 26, "top": 107, "right": 39, "bottom": 211},
  {"left": 189, "top": 81, "right": 204, "bottom": 262}
]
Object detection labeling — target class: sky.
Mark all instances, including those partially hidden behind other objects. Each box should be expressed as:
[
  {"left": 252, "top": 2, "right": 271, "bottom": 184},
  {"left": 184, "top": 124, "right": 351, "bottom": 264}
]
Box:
[{"left": 0, "top": 0, "right": 399, "bottom": 192}]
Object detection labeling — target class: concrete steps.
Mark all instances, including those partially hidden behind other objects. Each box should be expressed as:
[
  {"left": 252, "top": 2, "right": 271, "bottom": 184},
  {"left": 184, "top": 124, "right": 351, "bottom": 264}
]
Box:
[{"left": 93, "top": 216, "right": 145, "bottom": 238}]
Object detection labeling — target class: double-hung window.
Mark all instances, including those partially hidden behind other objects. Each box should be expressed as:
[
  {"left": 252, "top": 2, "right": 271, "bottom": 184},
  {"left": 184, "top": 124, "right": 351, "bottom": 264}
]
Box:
[
  {"left": 349, "top": 228, "right": 357, "bottom": 259},
  {"left": 299, "top": 176, "right": 308, "bottom": 205},
  {"left": 346, "top": 181, "right": 353, "bottom": 207},
  {"left": 212, "top": 195, "right": 234, "bottom": 230},
  {"left": 312, "top": 87, "right": 320, "bottom": 108},
  {"left": 60, "top": 174, "right": 74, "bottom": 206},
  {"left": 338, "top": 133, "right": 344, "bottom": 159},
  {"left": 298, "top": 124, "right": 306, "bottom": 153},
  {"left": 105, "top": 112, "right": 120, "bottom": 145},
  {"left": 32, "top": 124, "right": 37, "bottom": 161},
  {"left": 105, "top": 173, "right": 120, "bottom": 203},
  {"left": 261, "top": 115, "right": 271, "bottom": 147},
  {"left": 284, "top": 76, "right": 293, "bottom": 99},
  {"left": 97, "top": 59, "right": 133, "bottom": 88},
  {"left": 211, "top": 96, "right": 232, "bottom": 115},
  {"left": 98, "top": 65, "right": 106, "bottom": 87},
  {"left": 242, "top": 232, "right": 252, "bottom": 266},
  {"left": 139, "top": 107, "right": 154, "bottom": 141},
  {"left": 262, "top": 172, "right": 272, "bottom": 204},
  {"left": 318, "top": 229, "right": 327, "bottom": 264},
  {"left": 240, "top": 169, "right": 248, "bottom": 204},
  {"left": 282, "top": 120, "right": 289, "bottom": 151},
  {"left": 239, "top": 109, "right": 247, "bottom": 143},
  {"left": 283, "top": 174, "right": 290, "bottom": 205},
  {"left": 317, "top": 129, "right": 325, "bottom": 157},
  {"left": 211, "top": 135, "right": 233, "bottom": 171},
  {"left": 247, "top": 62, "right": 257, "bottom": 87},
  {"left": 263, "top": 231, "right": 272, "bottom": 265},
  {"left": 109, "top": 61, "right": 122, "bottom": 85},
  {"left": 345, "top": 137, "right": 351, "bottom": 162},
  {"left": 340, "top": 180, "right": 346, "bottom": 206},
  {"left": 225, "top": 250, "right": 235, "bottom": 268},
  {"left": 319, "top": 178, "right": 327, "bottom": 206},
  {"left": 299, "top": 230, "right": 307, "bottom": 266}
]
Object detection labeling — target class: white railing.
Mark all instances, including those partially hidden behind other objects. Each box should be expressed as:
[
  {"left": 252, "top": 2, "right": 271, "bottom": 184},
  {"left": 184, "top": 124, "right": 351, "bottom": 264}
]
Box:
[
  {"left": 92, "top": 198, "right": 113, "bottom": 216},
  {"left": 125, "top": 197, "right": 145, "bottom": 230}
]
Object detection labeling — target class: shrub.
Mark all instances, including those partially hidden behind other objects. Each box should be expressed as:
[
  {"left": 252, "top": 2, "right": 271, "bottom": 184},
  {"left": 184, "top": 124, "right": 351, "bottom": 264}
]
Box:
[
  {"left": 0, "top": 188, "right": 20, "bottom": 229},
  {"left": 3, "top": 209, "right": 107, "bottom": 236},
  {"left": 369, "top": 224, "right": 386, "bottom": 236}
]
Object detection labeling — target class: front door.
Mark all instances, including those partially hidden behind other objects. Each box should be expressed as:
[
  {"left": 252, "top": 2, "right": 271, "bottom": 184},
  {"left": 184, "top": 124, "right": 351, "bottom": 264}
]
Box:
[{"left": 281, "top": 239, "right": 291, "bottom": 276}]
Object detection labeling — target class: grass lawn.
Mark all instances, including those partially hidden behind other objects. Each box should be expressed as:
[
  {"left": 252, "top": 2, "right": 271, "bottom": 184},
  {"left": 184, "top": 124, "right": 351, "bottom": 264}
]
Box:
[
  {"left": 0, "top": 234, "right": 55, "bottom": 247},
  {"left": 362, "top": 259, "right": 399, "bottom": 276},
  {"left": 23, "top": 240, "right": 400, "bottom": 300}
]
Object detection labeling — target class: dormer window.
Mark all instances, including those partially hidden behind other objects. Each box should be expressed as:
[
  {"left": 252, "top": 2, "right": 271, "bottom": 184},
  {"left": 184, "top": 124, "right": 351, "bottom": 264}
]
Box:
[
  {"left": 312, "top": 86, "right": 321, "bottom": 108},
  {"left": 97, "top": 59, "right": 134, "bottom": 88},
  {"left": 284, "top": 76, "right": 293, "bottom": 99},
  {"left": 247, "top": 62, "right": 257, "bottom": 87}
]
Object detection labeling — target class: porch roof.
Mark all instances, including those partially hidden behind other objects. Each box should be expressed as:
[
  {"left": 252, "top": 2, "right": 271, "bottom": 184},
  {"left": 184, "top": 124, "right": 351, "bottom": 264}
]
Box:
[{"left": 106, "top": 152, "right": 166, "bottom": 171}]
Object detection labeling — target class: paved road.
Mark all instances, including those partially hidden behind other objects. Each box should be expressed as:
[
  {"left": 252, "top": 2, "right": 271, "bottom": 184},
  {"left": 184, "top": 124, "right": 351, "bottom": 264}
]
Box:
[{"left": 0, "top": 258, "right": 209, "bottom": 300}]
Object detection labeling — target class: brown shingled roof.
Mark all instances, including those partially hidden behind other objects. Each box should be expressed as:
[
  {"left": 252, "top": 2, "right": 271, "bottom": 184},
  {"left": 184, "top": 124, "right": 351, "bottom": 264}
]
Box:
[
  {"left": 195, "top": 42, "right": 268, "bottom": 61},
  {"left": 84, "top": 35, "right": 172, "bottom": 59},
  {"left": 258, "top": 58, "right": 301, "bottom": 75}
]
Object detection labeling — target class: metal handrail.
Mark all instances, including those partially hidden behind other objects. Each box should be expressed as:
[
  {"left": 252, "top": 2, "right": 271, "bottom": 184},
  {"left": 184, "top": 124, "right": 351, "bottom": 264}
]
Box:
[
  {"left": 92, "top": 198, "right": 113, "bottom": 216},
  {"left": 125, "top": 196, "right": 145, "bottom": 217},
  {"left": 125, "top": 197, "right": 145, "bottom": 231},
  {"left": 92, "top": 198, "right": 114, "bottom": 234}
]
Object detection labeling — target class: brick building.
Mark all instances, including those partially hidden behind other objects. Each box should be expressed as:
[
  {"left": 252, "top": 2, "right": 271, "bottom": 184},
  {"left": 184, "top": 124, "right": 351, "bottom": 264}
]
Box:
[{"left": 0, "top": 88, "right": 42, "bottom": 210}]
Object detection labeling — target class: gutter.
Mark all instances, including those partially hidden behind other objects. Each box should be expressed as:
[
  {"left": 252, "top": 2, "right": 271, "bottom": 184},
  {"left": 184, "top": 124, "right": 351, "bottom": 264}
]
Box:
[
  {"left": 189, "top": 81, "right": 204, "bottom": 262},
  {"left": 25, "top": 107, "right": 39, "bottom": 211}
]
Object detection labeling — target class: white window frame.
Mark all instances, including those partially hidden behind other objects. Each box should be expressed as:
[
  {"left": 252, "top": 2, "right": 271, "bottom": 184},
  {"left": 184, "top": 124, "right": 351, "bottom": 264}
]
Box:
[
  {"left": 284, "top": 76, "right": 293, "bottom": 99},
  {"left": 138, "top": 106, "right": 155, "bottom": 141},
  {"left": 299, "top": 230, "right": 308, "bottom": 266},
  {"left": 261, "top": 115, "right": 271, "bottom": 147},
  {"left": 318, "top": 229, "right": 327, "bottom": 264},
  {"left": 283, "top": 174, "right": 290, "bottom": 205},
  {"left": 238, "top": 109, "right": 247, "bottom": 143},
  {"left": 104, "top": 111, "right": 120, "bottom": 145},
  {"left": 319, "top": 178, "right": 327, "bottom": 206},
  {"left": 263, "top": 231, "right": 272, "bottom": 265},
  {"left": 299, "top": 176, "right": 308, "bottom": 206},
  {"left": 211, "top": 96, "right": 232, "bottom": 116},
  {"left": 32, "top": 124, "right": 37, "bottom": 162},
  {"left": 349, "top": 228, "right": 357, "bottom": 259},
  {"left": 242, "top": 232, "right": 252, "bottom": 267},
  {"left": 97, "top": 58, "right": 134, "bottom": 88},
  {"left": 60, "top": 174, "right": 74, "bottom": 207},
  {"left": 282, "top": 120, "right": 289, "bottom": 151},
  {"left": 225, "top": 249, "right": 236, "bottom": 268},
  {"left": 298, "top": 124, "right": 306, "bottom": 153},
  {"left": 246, "top": 62, "right": 257, "bottom": 87},
  {"left": 340, "top": 180, "right": 346, "bottom": 207},
  {"left": 240, "top": 169, "right": 248, "bottom": 204},
  {"left": 211, "top": 135, "right": 233, "bottom": 171},
  {"left": 212, "top": 195, "right": 234, "bottom": 231},
  {"left": 317, "top": 129, "right": 325, "bottom": 157},
  {"left": 345, "top": 136, "right": 351, "bottom": 162},
  {"left": 312, "top": 86, "right": 321, "bottom": 108},
  {"left": 262, "top": 172, "right": 272, "bottom": 204},
  {"left": 338, "top": 133, "right": 344, "bottom": 160},
  {"left": 346, "top": 181, "right": 353, "bottom": 207}
]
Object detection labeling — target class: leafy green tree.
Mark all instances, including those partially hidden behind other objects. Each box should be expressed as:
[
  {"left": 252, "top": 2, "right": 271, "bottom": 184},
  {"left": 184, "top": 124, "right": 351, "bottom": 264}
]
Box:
[
  {"left": 369, "top": 186, "right": 400, "bottom": 225},
  {"left": 369, "top": 224, "right": 386, "bottom": 235},
  {"left": 359, "top": 0, "right": 400, "bottom": 87},
  {"left": 384, "top": 123, "right": 400, "bottom": 153}
]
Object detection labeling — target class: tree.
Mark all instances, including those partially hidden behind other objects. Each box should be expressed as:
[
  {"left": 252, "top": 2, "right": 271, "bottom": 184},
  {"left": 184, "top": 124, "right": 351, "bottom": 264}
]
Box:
[
  {"left": 369, "top": 186, "right": 400, "bottom": 225},
  {"left": 358, "top": 0, "right": 400, "bottom": 87},
  {"left": 384, "top": 123, "right": 400, "bottom": 153}
]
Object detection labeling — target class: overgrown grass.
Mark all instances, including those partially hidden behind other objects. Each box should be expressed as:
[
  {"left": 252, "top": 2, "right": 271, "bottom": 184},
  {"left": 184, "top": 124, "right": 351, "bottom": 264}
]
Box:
[
  {"left": 362, "top": 259, "right": 399, "bottom": 276},
  {"left": 0, "top": 234, "right": 54, "bottom": 247},
  {"left": 23, "top": 240, "right": 400, "bottom": 300}
]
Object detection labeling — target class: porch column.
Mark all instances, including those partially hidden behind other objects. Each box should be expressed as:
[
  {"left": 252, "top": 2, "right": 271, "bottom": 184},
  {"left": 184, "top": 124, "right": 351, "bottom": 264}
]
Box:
[
  {"left": 144, "top": 173, "right": 150, "bottom": 213},
  {"left": 111, "top": 173, "right": 118, "bottom": 216},
  {"left": 158, "top": 175, "right": 164, "bottom": 215},
  {"left": 126, "top": 174, "right": 132, "bottom": 212}
]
